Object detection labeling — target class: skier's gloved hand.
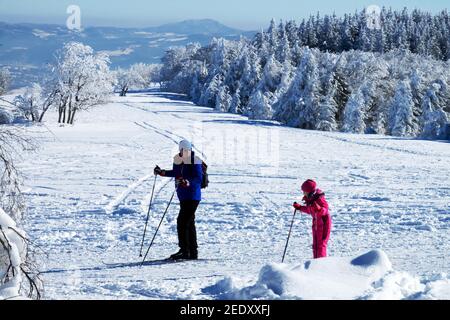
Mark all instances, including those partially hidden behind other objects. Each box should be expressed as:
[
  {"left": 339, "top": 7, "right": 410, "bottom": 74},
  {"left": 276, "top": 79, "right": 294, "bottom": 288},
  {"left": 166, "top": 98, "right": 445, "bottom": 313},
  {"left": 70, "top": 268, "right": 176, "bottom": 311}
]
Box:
[
  {"left": 293, "top": 202, "right": 302, "bottom": 210},
  {"left": 176, "top": 178, "right": 190, "bottom": 188},
  {"left": 154, "top": 165, "right": 165, "bottom": 176}
]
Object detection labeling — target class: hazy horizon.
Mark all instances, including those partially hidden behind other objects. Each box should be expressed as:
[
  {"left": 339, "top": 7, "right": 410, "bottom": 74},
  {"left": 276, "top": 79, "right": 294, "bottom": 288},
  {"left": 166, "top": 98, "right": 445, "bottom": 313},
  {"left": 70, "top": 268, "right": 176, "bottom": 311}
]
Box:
[{"left": 0, "top": 0, "right": 449, "bottom": 31}]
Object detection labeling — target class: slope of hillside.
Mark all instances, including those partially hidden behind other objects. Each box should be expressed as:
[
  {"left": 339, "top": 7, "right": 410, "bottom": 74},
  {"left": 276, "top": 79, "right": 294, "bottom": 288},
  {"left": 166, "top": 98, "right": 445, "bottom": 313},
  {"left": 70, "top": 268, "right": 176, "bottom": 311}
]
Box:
[{"left": 14, "top": 89, "right": 450, "bottom": 299}]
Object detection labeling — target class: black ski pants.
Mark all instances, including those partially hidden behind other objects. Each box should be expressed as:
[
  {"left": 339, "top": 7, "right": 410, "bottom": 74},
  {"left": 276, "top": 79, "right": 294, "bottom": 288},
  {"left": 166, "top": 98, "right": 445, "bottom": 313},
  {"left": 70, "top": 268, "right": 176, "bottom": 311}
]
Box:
[{"left": 177, "top": 200, "right": 199, "bottom": 254}]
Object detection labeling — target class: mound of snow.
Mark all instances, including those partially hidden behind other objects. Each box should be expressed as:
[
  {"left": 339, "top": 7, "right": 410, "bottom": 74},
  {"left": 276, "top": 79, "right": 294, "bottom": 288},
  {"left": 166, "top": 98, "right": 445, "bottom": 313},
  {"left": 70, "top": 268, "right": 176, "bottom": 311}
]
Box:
[
  {"left": 205, "top": 250, "right": 450, "bottom": 300},
  {"left": 208, "top": 250, "right": 392, "bottom": 300}
]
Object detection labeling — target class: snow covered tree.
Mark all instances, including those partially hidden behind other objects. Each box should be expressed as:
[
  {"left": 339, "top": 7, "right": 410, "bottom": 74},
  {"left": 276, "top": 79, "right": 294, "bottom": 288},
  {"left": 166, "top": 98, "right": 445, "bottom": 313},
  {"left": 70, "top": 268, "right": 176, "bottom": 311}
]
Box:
[
  {"left": 53, "top": 42, "right": 114, "bottom": 124},
  {"left": 342, "top": 86, "right": 367, "bottom": 133},
  {"left": 267, "top": 19, "right": 279, "bottom": 51},
  {"left": 115, "top": 63, "right": 160, "bottom": 96},
  {"left": 158, "top": 9, "right": 450, "bottom": 139},
  {"left": 272, "top": 60, "right": 295, "bottom": 107},
  {"left": 409, "top": 71, "right": 425, "bottom": 130},
  {"left": 0, "top": 70, "right": 13, "bottom": 125},
  {"left": 14, "top": 84, "right": 42, "bottom": 122},
  {"left": 238, "top": 47, "right": 262, "bottom": 113},
  {"left": 314, "top": 53, "right": 342, "bottom": 132},
  {"left": 215, "top": 85, "right": 231, "bottom": 112},
  {"left": 296, "top": 50, "right": 321, "bottom": 129},
  {"left": 229, "top": 88, "right": 242, "bottom": 114},
  {"left": 388, "top": 81, "right": 417, "bottom": 136},
  {"left": 316, "top": 88, "right": 338, "bottom": 131},
  {"left": 199, "top": 74, "right": 222, "bottom": 108},
  {"left": 115, "top": 68, "right": 132, "bottom": 97},
  {"left": 258, "top": 55, "right": 282, "bottom": 94},
  {"left": 0, "top": 128, "right": 41, "bottom": 299},
  {"left": 420, "top": 81, "right": 450, "bottom": 139},
  {"left": 275, "top": 48, "right": 320, "bottom": 129},
  {"left": 9, "top": 81, "right": 58, "bottom": 123},
  {"left": 0, "top": 69, "right": 10, "bottom": 96},
  {"left": 247, "top": 90, "right": 273, "bottom": 120},
  {"left": 276, "top": 21, "right": 291, "bottom": 63},
  {"left": 189, "top": 70, "right": 202, "bottom": 104},
  {"left": 160, "top": 46, "right": 189, "bottom": 84}
]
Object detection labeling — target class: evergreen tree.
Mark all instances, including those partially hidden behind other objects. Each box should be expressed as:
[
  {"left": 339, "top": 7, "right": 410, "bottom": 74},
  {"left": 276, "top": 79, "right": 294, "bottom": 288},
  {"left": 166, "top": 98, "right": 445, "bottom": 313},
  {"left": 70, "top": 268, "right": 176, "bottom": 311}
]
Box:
[
  {"left": 229, "top": 88, "right": 242, "bottom": 114},
  {"left": 420, "top": 81, "right": 449, "bottom": 139},
  {"left": 247, "top": 90, "right": 273, "bottom": 120},
  {"left": 389, "top": 81, "right": 417, "bottom": 136},
  {"left": 215, "top": 85, "right": 232, "bottom": 112},
  {"left": 342, "top": 86, "right": 367, "bottom": 133}
]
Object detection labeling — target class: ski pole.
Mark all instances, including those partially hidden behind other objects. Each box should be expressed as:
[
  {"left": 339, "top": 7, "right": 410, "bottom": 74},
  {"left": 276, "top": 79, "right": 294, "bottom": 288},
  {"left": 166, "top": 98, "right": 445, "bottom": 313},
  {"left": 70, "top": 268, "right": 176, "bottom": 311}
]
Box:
[
  {"left": 139, "top": 174, "right": 158, "bottom": 257},
  {"left": 282, "top": 209, "right": 298, "bottom": 263},
  {"left": 141, "top": 189, "right": 176, "bottom": 265}
]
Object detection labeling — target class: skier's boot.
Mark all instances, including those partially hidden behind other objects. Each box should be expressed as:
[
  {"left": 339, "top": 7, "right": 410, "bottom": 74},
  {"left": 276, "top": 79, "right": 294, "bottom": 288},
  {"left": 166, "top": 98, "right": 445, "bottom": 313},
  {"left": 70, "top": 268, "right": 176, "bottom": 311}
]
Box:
[
  {"left": 188, "top": 249, "right": 198, "bottom": 260},
  {"left": 169, "top": 249, "right": 189, "bottom": 260}
]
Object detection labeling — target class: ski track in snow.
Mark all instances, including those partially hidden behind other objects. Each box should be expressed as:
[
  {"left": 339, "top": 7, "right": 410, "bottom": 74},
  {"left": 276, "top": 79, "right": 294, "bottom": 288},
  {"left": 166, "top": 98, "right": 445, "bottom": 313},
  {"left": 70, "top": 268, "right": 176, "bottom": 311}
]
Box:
[
  {"left": 17, "top": 90, "right": 450, "bottom": 300},
  {"left": 104, "top": 174, "right": 154, "bottom": 214}
]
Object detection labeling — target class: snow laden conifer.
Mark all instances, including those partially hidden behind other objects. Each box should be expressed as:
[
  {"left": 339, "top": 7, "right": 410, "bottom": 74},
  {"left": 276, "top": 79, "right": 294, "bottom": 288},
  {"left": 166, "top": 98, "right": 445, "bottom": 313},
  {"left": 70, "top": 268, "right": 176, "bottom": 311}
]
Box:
[
  {"left": 342, "top": 86, "right": 367, "bottom": 133},
  {"left": 239, "top": 48, "right": 262, "bottom": 113},
  {"left": 388, "top": 81, "right": 417, "bottom": 136},
  {"left": 275, "top": 48, "right": 320, "bottom": 129},
  {"left": 246, "top": 54, "right": 282, "bottom": 119},
  {"left": 420, "top": 81, "right": 450, "bottom": 139},
  {"left": 200, "top": 74, "right": 222, "bottom": 108},
  {"left": 315, "top": 54, "right": 341, "bottom": 132},
  {"left": 159, "top": 10, "right": 450, "bottom": 139},
  {"left": 247, "top": 90, "right": 273, "bottom": 120},
  {"left": 229, "top": 88, "right": 242, "bottom": 114},
  {"left": 215, "top": 85, "right": 232, "bottom": 112}
]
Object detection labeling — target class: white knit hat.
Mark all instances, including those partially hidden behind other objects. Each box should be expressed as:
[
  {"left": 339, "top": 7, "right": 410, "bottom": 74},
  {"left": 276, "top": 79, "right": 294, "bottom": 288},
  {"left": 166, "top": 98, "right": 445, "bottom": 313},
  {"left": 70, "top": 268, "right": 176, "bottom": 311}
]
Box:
[{"left": 179, "top": 140, "right": 192, "bottom": 152}]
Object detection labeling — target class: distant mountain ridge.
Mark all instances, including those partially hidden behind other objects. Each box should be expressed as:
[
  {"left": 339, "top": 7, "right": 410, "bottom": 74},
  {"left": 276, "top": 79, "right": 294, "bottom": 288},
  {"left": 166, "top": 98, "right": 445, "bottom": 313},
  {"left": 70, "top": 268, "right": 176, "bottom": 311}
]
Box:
[
  {"left": 146, "top": 19, "right": 247, "bottom": 35},
  {"left": 0, "top": 19, "right": 255, "bottom": 88}
]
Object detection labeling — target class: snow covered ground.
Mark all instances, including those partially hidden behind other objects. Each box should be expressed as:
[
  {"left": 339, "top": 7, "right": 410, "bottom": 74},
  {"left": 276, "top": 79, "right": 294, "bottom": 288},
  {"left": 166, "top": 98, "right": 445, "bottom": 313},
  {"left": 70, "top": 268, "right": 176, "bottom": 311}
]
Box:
[{"left": 15, "top": 89, "right": 450, "bottom": 299}]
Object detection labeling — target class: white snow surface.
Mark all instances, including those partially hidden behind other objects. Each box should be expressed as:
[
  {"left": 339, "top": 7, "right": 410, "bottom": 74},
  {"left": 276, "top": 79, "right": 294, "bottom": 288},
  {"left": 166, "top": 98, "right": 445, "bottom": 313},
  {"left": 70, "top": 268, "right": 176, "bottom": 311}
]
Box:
[{"left": 16, "top": 90, "right": 450, "bottom": 299}]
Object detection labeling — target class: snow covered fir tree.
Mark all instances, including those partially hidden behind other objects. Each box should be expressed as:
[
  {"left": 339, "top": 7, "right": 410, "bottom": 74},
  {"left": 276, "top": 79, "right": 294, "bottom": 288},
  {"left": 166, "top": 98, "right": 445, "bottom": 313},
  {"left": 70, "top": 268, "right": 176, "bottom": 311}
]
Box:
[{"left": 159, "top": 8, "right": 450, "bottom": 140}]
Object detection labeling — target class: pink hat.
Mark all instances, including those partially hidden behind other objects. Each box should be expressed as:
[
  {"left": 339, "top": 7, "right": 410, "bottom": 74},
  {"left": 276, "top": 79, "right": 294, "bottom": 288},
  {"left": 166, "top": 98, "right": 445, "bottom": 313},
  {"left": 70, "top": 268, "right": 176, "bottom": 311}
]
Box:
[{"left": 301, "top": 179, "right": 317, "bottom": 193}]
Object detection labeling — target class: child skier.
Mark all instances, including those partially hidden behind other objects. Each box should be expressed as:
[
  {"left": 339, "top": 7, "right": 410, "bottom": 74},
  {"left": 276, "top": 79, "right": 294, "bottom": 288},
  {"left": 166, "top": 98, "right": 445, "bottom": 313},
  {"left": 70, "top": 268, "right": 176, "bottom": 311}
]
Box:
[{"left": 293, "top": 179, "right": 331, "bottom": 259}]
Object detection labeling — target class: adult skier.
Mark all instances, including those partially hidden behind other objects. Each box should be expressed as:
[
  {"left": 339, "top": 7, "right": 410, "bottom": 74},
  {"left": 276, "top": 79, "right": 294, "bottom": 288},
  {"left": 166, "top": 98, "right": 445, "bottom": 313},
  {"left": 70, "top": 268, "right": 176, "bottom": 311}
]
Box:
[
  {"left": 154, "top": 140, "right": 202, "bottom": 260},
  {"left": 293, "top": 179, "right": 331, "bottom": 259}
]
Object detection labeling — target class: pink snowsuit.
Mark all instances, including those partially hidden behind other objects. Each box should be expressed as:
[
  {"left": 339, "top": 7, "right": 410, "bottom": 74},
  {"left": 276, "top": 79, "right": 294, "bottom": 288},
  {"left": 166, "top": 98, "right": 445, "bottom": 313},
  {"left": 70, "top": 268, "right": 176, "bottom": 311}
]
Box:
[{"left": 298, "top": 189, "right": 331, "bottom": 259}]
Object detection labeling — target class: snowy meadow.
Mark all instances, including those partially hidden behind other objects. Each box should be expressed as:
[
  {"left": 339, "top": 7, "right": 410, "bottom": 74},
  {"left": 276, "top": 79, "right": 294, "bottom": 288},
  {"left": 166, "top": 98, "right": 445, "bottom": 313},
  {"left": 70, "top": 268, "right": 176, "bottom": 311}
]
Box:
[{"left": 1, "top": 90, "right": 448, "bottom": 299}]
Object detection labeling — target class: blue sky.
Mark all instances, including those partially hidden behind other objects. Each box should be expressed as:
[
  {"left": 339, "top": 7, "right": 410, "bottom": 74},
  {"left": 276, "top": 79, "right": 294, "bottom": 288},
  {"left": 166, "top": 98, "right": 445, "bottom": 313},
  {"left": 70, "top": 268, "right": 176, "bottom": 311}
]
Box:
[{"left": 0, "top": 0, "right": 448, "bottom": 30}]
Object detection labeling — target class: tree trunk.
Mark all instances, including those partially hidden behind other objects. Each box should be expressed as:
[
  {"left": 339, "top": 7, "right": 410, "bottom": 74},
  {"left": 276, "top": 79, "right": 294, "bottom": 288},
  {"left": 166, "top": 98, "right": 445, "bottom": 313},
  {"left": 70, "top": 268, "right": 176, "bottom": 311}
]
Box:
[
  {"left": 58, "top": 105, "right": 63, "bottom": 123},
  {"left": 62, "top": 106, "right": 66, "bottom": 124},
  {"left": 39, "top": 101, "right": 52, "bottom": 122},
  {"left": 39, "top": 107, "right": 48, "bottom": 122},
  {"left": 120, "top": 86, "right": 128, "bottom": 97},
  {"left": 30, "top": 102, "right": 36, "bottom": 122},
  {"left": 66, "top": 99, "right": 72, "bottom": 124},
  {"left": 69, "top": 108, "right": 76, "bottom": 124}
]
